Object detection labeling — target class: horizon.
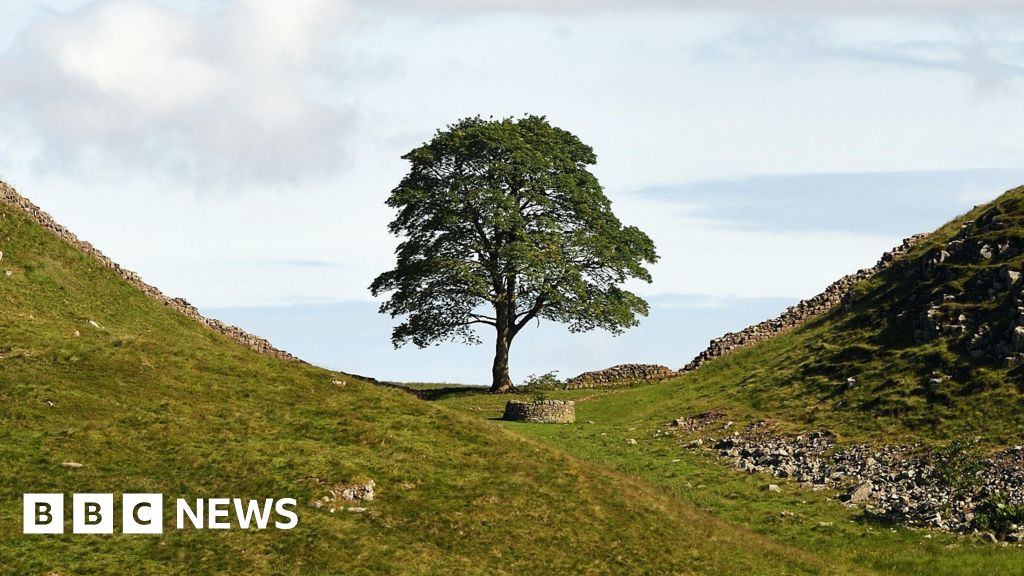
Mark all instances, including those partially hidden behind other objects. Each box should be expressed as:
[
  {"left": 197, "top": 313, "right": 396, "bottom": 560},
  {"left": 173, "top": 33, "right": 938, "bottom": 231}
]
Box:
[{"left": 3, "top": 0, "right": 1024, "bottom": 383}]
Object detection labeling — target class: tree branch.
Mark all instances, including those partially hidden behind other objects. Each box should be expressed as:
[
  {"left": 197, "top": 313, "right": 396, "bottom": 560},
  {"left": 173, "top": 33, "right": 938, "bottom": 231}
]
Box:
[
  {"left": 464, "top": 319, "right": 497, "bottom": 327},
  {"left": 513, "top": 295, "right": 547, "bottom": 335}
]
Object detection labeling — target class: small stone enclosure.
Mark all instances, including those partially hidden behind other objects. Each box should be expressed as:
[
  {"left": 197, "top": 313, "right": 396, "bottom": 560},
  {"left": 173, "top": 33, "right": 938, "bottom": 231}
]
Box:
[{"left": 502, "top": 400, "right": 576, "bottom": 424}]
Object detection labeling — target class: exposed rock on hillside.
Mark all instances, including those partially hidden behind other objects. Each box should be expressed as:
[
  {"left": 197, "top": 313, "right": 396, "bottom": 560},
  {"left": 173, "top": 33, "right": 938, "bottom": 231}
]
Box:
[
  {"left": 672, "top": 415, "right": 1024, "bottom": 539},
  {"left": 1, "top": 181, "right": 299, "bottom": 362},
  {"left": 894, "top": 203, "right": 1024, "bottom": 368}
]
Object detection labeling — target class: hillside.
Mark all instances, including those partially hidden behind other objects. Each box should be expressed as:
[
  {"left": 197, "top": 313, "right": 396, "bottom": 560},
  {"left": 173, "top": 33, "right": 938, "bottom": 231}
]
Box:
[
  {"left": 0, "top": 182, "right": 862, "bottom": 575},
  {"left": 438, "top": 186, "right": 1024, "bottom": 574},
  {"left": 664, "top": 184, "right": 1024, "bottom": 442},
  {"left": 549, "top": 185, "right": 1024, "bottom": 443}
]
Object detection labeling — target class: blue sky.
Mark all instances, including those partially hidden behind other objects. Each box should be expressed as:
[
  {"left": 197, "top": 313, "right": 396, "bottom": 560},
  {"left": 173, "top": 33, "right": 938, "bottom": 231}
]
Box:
[{"left": 1, "top": 0, "right": 1023, "bottom": 383}]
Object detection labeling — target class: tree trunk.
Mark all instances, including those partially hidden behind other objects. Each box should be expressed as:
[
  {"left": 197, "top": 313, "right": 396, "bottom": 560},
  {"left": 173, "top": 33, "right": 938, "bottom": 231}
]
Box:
[
  {"left": 490, "top": 303, "right": 514, "bottom": 393},
  {"left": 490, "top": 331, "right": 513, "bottom": 393}
]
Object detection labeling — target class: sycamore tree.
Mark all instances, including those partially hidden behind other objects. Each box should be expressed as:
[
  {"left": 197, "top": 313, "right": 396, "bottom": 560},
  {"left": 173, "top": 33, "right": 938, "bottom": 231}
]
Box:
[{"left": 370, "top": 115, "right": 658, "bottom": 393}]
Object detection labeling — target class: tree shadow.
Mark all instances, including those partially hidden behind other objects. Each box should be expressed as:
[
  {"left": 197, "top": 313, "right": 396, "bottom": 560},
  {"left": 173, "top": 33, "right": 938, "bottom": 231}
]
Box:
[{"left": 375, "top": 382, "right": 494, "bottom": 401}]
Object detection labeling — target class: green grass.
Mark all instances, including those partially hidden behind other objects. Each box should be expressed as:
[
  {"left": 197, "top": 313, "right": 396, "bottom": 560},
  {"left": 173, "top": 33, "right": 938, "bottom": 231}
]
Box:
[
  {"left": 0, "top": 198, "right": 863, "bottom": 574},
  {"left": 437, "top": 382, "right": 1024, "bottom": 576},
  {"left": 436, "top": 187, "right": 1024, "bottom": 574},
  {"left": 10, "top": 184, "right": 1024, "bottom": 574}
]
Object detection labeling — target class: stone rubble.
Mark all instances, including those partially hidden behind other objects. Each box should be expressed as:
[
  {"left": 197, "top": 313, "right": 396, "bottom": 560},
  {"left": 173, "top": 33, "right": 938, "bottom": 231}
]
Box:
[
  {"left": 670, "top": 416, "right": 1024, "bottom": 540},
  {"left": 307, "top": 477, "right": 376, "bottom": 514}
]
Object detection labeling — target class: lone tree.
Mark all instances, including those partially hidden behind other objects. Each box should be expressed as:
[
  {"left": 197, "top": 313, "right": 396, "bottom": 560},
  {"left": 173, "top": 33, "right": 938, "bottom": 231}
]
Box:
[{"left": 370, "top": 115, "right": 658, "bottom": 393}]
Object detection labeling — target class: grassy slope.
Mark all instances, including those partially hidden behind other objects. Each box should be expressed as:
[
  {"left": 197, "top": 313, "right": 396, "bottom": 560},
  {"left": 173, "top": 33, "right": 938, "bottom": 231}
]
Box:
[
  {"left": 439, "top": 187, "right": 1024, "bottom": 574},
  {"left": 0, "top": 200, "right": 856, "bottom": 575}
]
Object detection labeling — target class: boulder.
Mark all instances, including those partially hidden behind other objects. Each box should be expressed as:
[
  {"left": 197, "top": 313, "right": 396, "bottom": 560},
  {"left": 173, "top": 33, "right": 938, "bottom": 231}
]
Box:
[
  {"left": 1013, "top": 326, "right": 1024, "bottom": 352},
  {"left": 846, "top": 481, "right": 873, "bottom": 503}
]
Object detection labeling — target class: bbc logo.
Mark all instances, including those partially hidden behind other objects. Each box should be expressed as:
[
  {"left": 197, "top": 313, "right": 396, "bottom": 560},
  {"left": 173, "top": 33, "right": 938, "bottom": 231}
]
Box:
[{"left": 24, "top": 493, "right": 163, "bottom": 534}]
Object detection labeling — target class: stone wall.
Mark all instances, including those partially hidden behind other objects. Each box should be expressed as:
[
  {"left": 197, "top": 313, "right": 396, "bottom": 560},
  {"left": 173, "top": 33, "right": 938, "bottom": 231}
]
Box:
[
  {"left": 680, "top": 234, "right": 928, "bottom": 372},
  {"left": 564, "top": 364, "right": 676, "bottom": 389},
  {"left": 0, "top": 180, "right": 299, "bottom": 362},
  {"left": 502, "top": 400, "right": 576, "bottom": 423}
]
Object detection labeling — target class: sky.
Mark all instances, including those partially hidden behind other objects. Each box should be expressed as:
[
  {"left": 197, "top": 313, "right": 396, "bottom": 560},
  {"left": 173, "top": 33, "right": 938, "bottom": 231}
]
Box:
[{"left": 1, "top": 0, "right": 1023, "bottom": 384}]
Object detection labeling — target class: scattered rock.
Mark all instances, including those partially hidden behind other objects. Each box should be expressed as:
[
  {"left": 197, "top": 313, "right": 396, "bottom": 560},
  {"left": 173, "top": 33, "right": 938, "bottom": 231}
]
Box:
[
  {"left": 763, "top": 484, "right": 781, "bottom": 493},
  {"left": 626, "top": 438, "right": 638, "bottom": 446},
  {"left": 339, "top": 479, "right": 375, "bottom": 502},
  {"left": 61, "top": 462, "right": 83, "bottom": 469},
  {"left": 306, "top": 477, "right": 377, "bottom": 509},
  {"left": 87, "top": 320, "right": 100, "bottom": 329},
  {"left": 331, "top": 379, "right": 346, "bottom": 388},
  {"left": 705, "top": 426, "right": 1024, "bottom": 539}
]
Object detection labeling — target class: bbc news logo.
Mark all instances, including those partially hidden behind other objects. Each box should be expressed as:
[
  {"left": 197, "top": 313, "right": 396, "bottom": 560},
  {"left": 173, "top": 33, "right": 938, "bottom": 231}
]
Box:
[{"left": 23, "top": 494, "right": 298, "bottom": 534}]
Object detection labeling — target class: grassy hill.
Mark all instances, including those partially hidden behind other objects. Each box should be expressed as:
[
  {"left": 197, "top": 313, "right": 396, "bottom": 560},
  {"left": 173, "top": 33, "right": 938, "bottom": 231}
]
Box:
[
  {"left": 0, "top": 187, "right": 867, "bottom": 574},
  {"left": 438, "top": 186, "right": 1024, "bottom": 575},
  {"left": 654, "top": 184, "right": 1024, "bottom": 444}
]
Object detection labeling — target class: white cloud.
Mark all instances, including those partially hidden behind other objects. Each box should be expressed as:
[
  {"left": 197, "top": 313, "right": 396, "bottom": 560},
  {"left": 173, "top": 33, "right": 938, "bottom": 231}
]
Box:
[
  {"left": 1, "top": 0, "right": 357, "bottom": 184},
  {"left": 40, "top": 2, "right": 219, "bottom": 116},
  {"left": 359, "top": 0, "right": 1024, "bottom": 14}
]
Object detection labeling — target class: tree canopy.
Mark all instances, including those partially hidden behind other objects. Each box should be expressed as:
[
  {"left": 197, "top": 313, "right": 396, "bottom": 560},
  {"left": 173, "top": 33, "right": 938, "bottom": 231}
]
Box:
[{"left": 370, "top": 115, "right": 658, "bottom": 392}]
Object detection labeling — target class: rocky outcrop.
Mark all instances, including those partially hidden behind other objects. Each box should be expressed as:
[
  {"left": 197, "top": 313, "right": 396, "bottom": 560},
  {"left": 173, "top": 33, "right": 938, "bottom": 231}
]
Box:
[
  {"left": 564, "top": 364, "right": 676, "bottom": 389},
  {"left": 681, "top": 234, "right": 928, "bottom": 372},
  {"left": 1, "top": 180, "right": 298, "bottom": 362},
  {"left": 905, "top": 205, "right": 1024, "bottom": 367},
  {"left": 502, "top": 400, "right": 575, "bottom": 423}
]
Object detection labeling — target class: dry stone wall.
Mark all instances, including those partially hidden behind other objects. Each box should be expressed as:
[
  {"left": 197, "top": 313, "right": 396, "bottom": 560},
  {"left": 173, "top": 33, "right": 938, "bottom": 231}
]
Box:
[
  {"left": 1, "top": 180, "right": 299, "bottom": 362},
  {"left": 680, "top": 234, "right": 928, "bottom": 372},
  {"left": 564, "top": 364, "right": 676, "bottom": 389},
  {"left": 502, "top": 400, "right": 576, "bottom": 423}
]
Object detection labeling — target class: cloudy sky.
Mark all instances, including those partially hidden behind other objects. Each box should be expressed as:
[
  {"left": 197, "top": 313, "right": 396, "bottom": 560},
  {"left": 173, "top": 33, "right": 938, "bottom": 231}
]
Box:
[{"left": 2, "top": 0, "right": 1023, "bottom": 383}]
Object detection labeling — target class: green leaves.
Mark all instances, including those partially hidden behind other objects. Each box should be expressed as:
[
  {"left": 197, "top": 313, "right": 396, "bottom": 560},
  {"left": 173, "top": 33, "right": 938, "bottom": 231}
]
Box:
[{"left": 370, "top": 114, "right": 658, "bottom": 362}]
